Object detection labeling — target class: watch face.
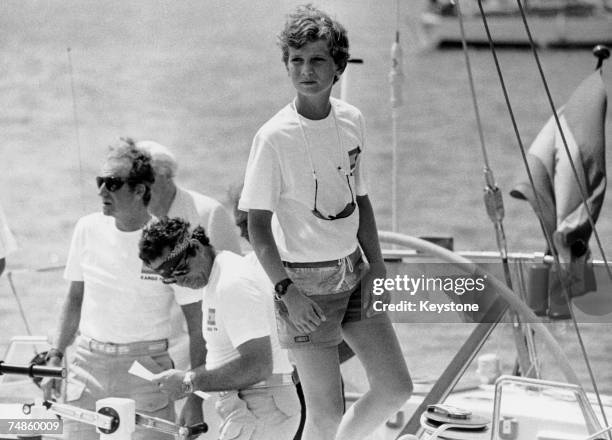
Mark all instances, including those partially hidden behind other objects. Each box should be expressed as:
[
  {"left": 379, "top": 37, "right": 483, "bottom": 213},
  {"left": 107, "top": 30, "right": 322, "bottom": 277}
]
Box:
[
  {"left": 182, "top": 372, "right": 195, "bottom": 394},
  {"left": 275, "top": 278, "right": 292, "bottom": 296}
]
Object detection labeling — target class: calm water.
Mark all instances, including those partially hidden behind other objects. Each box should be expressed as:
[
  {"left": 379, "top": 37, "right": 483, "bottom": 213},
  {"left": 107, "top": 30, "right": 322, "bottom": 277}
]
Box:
[
  {"left": 1, "top": 0, "right": 610, "bottom": 266},
  {"left": 1, "top": 0, "right": 612, "bottom": 394}
]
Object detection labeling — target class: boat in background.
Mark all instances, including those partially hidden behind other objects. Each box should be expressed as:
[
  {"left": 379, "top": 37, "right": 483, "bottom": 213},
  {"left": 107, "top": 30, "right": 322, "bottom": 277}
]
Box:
[
  {"left": 420, "top": 0, "right": 612, "bottom": 48},
  {"left": 1, "top": 3, "right": 612, "bottom": 439}
]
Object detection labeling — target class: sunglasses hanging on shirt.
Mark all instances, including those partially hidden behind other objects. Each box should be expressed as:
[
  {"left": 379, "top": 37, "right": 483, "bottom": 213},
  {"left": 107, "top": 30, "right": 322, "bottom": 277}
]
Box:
[{"left": 294, "top": 101, "right": 356, "bottom": 221}]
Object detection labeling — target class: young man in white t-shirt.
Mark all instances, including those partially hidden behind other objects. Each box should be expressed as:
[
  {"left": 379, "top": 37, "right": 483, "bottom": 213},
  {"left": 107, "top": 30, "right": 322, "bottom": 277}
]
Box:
[
  {"left": 239, "top": 5, "right": 412, "bottom": 440},
  {"left": 139, "top": 217, "right": 301, "bottom": 440}
]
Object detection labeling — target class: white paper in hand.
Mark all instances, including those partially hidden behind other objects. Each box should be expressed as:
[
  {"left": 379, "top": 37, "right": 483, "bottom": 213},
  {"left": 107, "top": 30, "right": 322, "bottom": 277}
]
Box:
[
  {"left": 129, "top": 361, "right": 210, "bottom": 400},
  {"left": 128, "top": 360, "right": 155, "bottom": 381}
]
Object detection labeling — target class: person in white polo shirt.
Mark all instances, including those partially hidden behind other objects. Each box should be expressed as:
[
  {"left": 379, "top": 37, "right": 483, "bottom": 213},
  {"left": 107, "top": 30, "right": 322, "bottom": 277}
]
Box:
[
  {"left": 135, "top": 140, "right": 240, "bottom": 255},
  {"left": 138, "top": 217, "right": 301, "bottom": 440},
  {"left": 43, "top": 138, "right": 206, "bottom": 439}
]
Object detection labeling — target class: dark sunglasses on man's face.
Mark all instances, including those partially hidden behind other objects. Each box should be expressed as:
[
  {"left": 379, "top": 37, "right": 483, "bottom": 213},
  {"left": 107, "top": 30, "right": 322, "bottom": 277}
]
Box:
[{"left": 96, "top": 176, "right": 126, "bottom": 192}]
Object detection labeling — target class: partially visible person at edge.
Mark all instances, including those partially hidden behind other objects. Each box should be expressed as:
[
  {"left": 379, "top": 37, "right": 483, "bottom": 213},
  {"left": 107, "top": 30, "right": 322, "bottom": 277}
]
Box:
[
  {"left": 136, "top": 140, "right": 240, "bottom": 255},
  {"left": 42, "top": 139, "right": 205, "bottom": 439},
  {"left": 0, "top": 200, "right": 17, "bottom": 277},
  {"left": 229, "top": 181, "right": 355, "bottom": 440},
  {"left": 238, "top": 5, "right": 412, "bottom": 440},
  {"left": 135, "top": 140, "right": 241, "bottom": 371},
  {"left": 139, "top": 217, "right": 301, "bottom": 440}
]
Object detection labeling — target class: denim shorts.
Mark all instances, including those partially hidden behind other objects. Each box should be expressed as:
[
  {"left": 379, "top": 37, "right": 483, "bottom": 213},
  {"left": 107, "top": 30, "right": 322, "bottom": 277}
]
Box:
[{"left": 275, "top": 251, "right": 368, "bottom": 349}]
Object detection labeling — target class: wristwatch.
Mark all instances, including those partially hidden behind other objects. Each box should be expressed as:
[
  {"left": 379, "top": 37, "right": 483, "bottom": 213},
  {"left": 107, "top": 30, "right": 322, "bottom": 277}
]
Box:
[
  {"left": 45, "top": 348, "right": 64, "bottom": 363},
  {"left": 274, "top": 278, "right": 294, "bottom": 301},
  {"left": 181, "top": 371, "right": 196, "bottom": 394}
]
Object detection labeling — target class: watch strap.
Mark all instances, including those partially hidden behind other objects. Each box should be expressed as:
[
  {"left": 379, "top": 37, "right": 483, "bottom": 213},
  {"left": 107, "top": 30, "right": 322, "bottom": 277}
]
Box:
[
  {"left": 182, "top": 371, "right": 196, "bottom": 394},
  {"left": 274, "top": 278, "right": 293, "bottom": 300},
  {"left": 45, "top": 348, "right": 64, "bottom": 363}
]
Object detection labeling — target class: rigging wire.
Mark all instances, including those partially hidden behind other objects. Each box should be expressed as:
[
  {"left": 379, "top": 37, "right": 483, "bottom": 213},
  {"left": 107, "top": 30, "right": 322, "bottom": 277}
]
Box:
[
  {"left": 513, "top": 1, "right": 611, "bottom": 433},
  {"left": 7, "top": 272, "right": 34, "bottom": 337},
  {"left": 389, "top": 0, "right": 404, "bottom": 234},
  {"left": 515, "top": 1, "right": 612, "bottom": 284},
  {"left": 475, "top": 0, "right": 609, "bottom": 432},
  {"left": 2, "top": 51, "right": 86, "bottom": 345},
  {"left": 6, "top": 272, "right": 40, "bottom": 360},
  {"left": 454, "top": 0, "right": 539, "bottom": 378},
  {"left": 512, "top": 0, "right": 612, "bottom": 434},
  {"left": 395, "top": 0, "right": 400, "bottom": 37},
  {"left": 3, "top": 50, "right": 85, "bottom": 353},
  {"left": 67, "top": 48, "right": 85, "bottom": 214}
]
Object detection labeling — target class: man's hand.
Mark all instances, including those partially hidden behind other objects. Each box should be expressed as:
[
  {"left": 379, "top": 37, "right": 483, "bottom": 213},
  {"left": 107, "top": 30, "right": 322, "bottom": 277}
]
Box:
[
  {"left": 361, "top": 260, "right": 388, "bottom": 318},
  {"left": 282, "top": 284, "right": 326, "bottom": 334},
  {"left": 179, "top": 394, "right": 204, "bottom": 430},
  {"left": 41, "top": 356, "right": 62, "bottom": 401},
  {"left": 151, "top": 369, "right": 188, "bottom": 400}
]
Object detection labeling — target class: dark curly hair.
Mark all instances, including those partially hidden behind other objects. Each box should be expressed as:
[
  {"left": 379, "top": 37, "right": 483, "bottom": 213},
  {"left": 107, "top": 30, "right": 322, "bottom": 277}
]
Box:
[
  {"left": 139, "top": 217, "right": 210, "bottom": 265},
  {"left": 107, "top": 137, "right": 155, "bottom": 205},
  {"left": 277, "top": 4, "right": 350, "bottom": 83},
  {"left": 191, "top": 225, "right": 210, "bottom": 247}
]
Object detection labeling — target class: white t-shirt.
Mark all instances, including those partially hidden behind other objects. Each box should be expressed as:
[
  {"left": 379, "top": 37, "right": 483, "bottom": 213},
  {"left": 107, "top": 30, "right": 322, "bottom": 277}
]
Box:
[
  {"left": 166, "top": 186, "right": 242, "bottom": 369},
  {"left": 203, "top": 251, "right": 293, "bottom": 375},
  {"left": 64, "top": 213, "right": 201, "bottom": 343},
  {"left": 168, "top": 187, "right": 241, "bottom": 254},
  {"left": 239, "top": 97, "right": 367, "bottom": 262},
  {"left": 0, "top": 202, "right": 17, "bottom": 259}
]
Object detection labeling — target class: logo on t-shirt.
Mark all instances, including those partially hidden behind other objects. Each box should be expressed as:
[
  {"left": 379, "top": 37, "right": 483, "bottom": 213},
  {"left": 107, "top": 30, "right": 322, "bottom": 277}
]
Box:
[
  {"left": 140, "top": 263, "right": 160, "bottom": 281},
  {"left": 348, "top": 146, "right": 361, "bottom": 175},
  {"left": 206, "top": 308, "right": 217, "bottom": 332},
  {"left": 207, "top": 308, "right": 216, "bottom": 326}
]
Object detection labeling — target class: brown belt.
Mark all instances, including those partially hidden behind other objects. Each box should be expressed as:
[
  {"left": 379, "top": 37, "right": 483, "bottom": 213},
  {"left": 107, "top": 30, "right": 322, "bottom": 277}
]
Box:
[{"left": 282, "top": 248, "right": 361, "bottom": 269}]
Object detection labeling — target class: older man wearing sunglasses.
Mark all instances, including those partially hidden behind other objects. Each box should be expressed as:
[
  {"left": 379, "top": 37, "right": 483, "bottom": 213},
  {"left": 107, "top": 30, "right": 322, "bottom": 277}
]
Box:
[
  {"left": 138, "top": 217, "right": 301, "bottom": 440},
  {"left": 43, "top": 138, "right": 206, "bottom": 439}
]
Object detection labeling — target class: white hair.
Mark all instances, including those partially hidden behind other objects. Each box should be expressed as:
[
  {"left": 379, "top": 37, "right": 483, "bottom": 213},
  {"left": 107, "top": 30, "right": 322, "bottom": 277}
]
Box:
[{"left": 136, "top": 140, "right": 178, "bottom": 178}]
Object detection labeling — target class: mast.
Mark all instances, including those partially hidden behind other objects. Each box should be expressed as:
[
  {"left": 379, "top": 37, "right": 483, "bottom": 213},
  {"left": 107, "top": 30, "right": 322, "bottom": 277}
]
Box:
[{"left": 389, "top": 0, "right": 404, "bottom": 235}]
